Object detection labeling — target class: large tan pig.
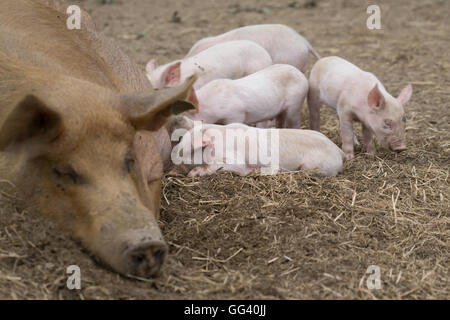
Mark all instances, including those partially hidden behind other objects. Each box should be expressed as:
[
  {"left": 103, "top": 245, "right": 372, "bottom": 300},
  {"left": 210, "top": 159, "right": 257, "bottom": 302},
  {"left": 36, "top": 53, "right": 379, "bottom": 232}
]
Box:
[{"left": 0, "top": 0, "right": 196, "bottom": 278}]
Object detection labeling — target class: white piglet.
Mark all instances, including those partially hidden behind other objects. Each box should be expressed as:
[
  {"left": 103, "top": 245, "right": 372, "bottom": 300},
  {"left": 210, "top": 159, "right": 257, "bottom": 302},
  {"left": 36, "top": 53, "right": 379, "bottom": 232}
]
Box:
[
  {"left": 146, "top": 40, "right": 272, "bottom": 90},
  {"left": 186, "top": 64, "right": 308, "bottom": 129},
  {"left": 171, "top": 119, "right": 345, "bottom": 177},
  {"left": 186, "top": 24, "right": 320, "bottom": 73},
  {"left": 308, "top": 56, "right": 413, "bottom": 159}
]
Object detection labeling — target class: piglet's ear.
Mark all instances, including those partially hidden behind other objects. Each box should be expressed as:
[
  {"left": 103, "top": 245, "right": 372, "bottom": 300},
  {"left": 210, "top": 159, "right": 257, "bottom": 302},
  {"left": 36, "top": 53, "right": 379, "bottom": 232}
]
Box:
[
  {"left": 187, "top": 87, "right": 199, "bottom": 112},
  {"left": 201, "top": 128, "right": 214, "bottom": 148},
  {"left": 162, "top": 61, "right": 181, "bottom": 87},
  {"left": 367, "top": 83, "right": 385, "bottom": 110},
  {"left": 397, "top": 84, "right": 412, "bottom": 106},
  {"left": 146, "top": 59, "right": 158, "bottom": 74}
]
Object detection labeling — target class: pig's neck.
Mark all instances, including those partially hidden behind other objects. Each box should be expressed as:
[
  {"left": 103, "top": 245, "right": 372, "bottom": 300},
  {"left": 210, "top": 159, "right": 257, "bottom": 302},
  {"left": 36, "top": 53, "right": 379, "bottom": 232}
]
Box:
[
  {"left": 152, "top": 127, "right": 173, "bottom": 172},
  {"left": 0, "top": 151, "right": 40, "bottom": 206}
]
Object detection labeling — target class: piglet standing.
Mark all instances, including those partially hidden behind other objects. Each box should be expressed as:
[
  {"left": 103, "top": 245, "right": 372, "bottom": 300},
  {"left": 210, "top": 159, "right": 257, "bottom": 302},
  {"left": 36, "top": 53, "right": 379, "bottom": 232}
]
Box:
[
  {"left": 186, "top": 24, "right": 320, "bottom": 73},
  {"left": 171, "top": 118, "right": 345, "bottom": 177},
  {"left": 186, "top": 64, "right": 308, "bottom": 129},
  {"left": 146, "top": 40, "right": 272, "bottom": 90},
  {"left": 308, "top": 56, "right": 413, "bottom": 159}
]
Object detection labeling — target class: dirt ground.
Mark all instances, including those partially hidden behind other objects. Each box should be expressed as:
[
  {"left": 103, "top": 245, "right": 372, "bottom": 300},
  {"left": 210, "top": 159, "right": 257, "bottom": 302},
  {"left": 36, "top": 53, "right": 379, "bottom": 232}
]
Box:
[{"left": 0, "top": 0, "right": 449, "bottom": 299}]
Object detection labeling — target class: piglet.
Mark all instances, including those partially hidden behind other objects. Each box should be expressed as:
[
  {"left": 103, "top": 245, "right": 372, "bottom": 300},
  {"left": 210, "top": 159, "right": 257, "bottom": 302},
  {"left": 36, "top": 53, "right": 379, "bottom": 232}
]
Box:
[
  {"left": 146, "top": 40, "right": 272, "bottom": 90},
  {"left": 308, "top": 56, "right": 412, "bottom": 159},
  {"left": 186, "top": 24, "right": 320, "bottom": 73},
  {"left": 170, "top": 118, "right": 345, "bottom": 177},
  {"left": 186, "top": 64, "right": 308, "bottom": 129}
]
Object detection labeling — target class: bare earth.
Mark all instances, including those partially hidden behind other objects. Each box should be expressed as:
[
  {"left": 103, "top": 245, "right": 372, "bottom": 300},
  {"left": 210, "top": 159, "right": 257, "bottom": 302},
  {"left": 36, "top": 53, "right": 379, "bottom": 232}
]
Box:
[{"left": 0, "top": 0, "right": 449, "bottom": 299}]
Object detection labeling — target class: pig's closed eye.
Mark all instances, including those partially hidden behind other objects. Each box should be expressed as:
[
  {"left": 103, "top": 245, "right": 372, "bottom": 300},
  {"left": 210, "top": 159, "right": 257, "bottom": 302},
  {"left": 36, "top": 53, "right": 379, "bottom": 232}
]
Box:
[
  {"left": 124, "top": 155, "right": 136, "bottom": 173},
  {"left": 53, "top": 167, "right": 84, "bottom": 185}
]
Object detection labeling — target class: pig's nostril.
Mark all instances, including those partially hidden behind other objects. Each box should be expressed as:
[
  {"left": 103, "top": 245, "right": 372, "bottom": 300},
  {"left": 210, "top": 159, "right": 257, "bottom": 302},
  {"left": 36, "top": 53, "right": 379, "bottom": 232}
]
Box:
[
  {"left": 153, "top": 249, "right": 165, "bottom": 264},
  {"left": 125, "top": 241, "right": 168, "bottom": 278},
  {"left": 132, "top": 254, "right": 145, "bottom": 266}
]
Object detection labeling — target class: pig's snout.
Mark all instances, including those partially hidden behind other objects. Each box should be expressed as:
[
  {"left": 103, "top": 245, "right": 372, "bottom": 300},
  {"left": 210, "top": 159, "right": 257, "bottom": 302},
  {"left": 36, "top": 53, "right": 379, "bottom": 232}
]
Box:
[
  {"left": 118, "top": 236, "right": 168, "bottom": 279},
  {"left": 391, "top": 144, "right": 407, "bottom": 152},
  {"left": 124, "top": 240, "right": 168, "bottom": 278},
  {"left": 109, "top": 228, "right": 168, "bottom": 278}
]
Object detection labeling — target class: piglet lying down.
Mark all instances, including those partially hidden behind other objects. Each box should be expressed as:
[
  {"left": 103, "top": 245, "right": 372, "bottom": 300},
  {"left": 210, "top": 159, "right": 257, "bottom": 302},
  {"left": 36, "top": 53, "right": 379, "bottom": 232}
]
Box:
[{"left": 170, "top": 118, "right": 345, "bottom": 177}]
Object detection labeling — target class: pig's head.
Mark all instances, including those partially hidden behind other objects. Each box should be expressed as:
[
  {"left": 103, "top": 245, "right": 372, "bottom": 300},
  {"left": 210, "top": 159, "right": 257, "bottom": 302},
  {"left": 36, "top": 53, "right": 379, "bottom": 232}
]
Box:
[
  {"left": 0, "top": 75, "right": 197, "bottom": 278},
  {"left": 366, "top": 83, "right": 412, "bottom": 152},
  {"left": 146, "top": 60, "right": 182, "bottom": 89}
]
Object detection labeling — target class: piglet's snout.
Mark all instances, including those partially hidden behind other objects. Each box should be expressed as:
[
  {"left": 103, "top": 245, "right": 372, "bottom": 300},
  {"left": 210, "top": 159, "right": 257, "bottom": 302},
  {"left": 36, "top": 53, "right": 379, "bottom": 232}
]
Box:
[{"left": 391, "top": 144, "right": 407, "bottom": 152}]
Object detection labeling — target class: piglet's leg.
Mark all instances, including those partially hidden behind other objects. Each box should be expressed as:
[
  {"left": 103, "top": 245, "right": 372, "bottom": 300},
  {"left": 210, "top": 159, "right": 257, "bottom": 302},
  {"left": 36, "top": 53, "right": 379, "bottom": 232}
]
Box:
[
  {"left": 307, "top": 87, "right": 321, "bottom": 131},
  {"left": 221, "top": 165, "right": 254, "bottom": 176},
  {"left": 188, "top": 164, "right": 253, "bottom": 177},
  {"left": 188, "top": 165, "right": 220, "bottom": 177},
  {"left": 353, "top": 133, "right": 360, "bottom": 146},
  {"left": 283, "top": 107, "right": 302, "bottom": 129},
  {"left": 212, "top": 164, "right": 254, "bottom": 176},
  {"left": 362, "top": 124, "right": 376, "bottom": 156},
  {"left": 339, "top": 118, "right": 355, "bottom": 160}
]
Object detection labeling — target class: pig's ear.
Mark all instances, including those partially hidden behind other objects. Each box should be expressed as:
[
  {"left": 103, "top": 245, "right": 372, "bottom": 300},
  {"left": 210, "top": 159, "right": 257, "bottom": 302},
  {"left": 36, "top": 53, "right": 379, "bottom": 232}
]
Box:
[
  {"left": 161, "top": 61, "right": 181, "bottom": 87},
  {"left": 367, "top": 83, "right": 385, "bottom": 110},
  {"left": 187, "top": 87, "right": 199, "bottom": 112},
  {"left": 0, "top": 94, "right": 62, "bottom": 151},
  {"left": 397, "top": 84, "right": 413, "bottom": 105},
  {"left": 145, "top": 59, "right": 159, "bottom": 74},
  {"left": 201, "top": 128, "right": 214, "bottom": 148},
  {"left": 122, "top": 74, "right": 198, "bottom": 131},
  {"left": 182, "top": 116, "right": 196, "bottom": 130}
]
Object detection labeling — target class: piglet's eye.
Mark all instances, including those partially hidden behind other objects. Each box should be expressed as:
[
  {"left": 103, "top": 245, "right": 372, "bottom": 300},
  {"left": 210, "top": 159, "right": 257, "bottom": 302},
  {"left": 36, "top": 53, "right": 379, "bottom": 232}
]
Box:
[
  {"left": 402, "top": 115, "right": 406, "bottom": 123},
  {"left": 384, "top": 119, "right": 392, "bottom": 129},
  {"left": 124, "top": 155, "right": 136, "bottom": 173}
]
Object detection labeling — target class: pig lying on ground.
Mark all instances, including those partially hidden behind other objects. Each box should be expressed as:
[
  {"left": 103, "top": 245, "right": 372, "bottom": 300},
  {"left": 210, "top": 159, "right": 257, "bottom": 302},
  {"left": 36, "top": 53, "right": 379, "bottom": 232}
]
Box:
[
  {"left": 170, "top": 117, "right": 345, "bottom": 177},
  {"left": 186, "top": 24, "right": 320, "bottom": 73},
  {"left": 146, "top": 40, "right": 273, "bottom": 89},
  {"left": 186, "top": 64, "right": 309, "bottom": 129},
  {"left": 0, "top": 0, "right": 197, "bottom": 278},
  {"left": 308, "top": 56, "right": 413, "bottom": 160}
]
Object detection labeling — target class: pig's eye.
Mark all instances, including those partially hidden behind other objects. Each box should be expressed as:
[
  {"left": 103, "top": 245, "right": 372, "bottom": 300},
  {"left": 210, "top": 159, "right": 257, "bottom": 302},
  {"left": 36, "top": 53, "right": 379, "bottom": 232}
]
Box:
[
  {"left": 383, "top": 119, "right": 392, "bottom": 130},
  {"left": 402, "top": 115, "right": 406, "bottom": 123},
  {"left": 53, "top": 167, "right": 84, "bottom": 185},
  {"left": 124, "top": 155, "right": 136, "bottom": 173}
]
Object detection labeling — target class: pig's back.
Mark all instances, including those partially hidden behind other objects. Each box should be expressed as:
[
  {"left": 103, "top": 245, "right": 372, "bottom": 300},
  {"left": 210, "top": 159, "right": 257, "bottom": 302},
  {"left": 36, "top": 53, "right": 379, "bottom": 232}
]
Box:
[
  {"left": 278, "top": 129, "right": 344, "bottom": 175},
  {"left": 226, "top": 25, "right": 309, "bottom": 68},
  {"left": 311, "top": 56, "right": 378, "bottom": 107},
  {"left": 188, "top": 40, "right": 269, "bottom": 65},
  {"left": 232, "top": 64, "right": 307, "bottom": 123},
  {"left": 236, "top": 64, "right": 305, "bottom": 93},
  {"left": 0, "top": 0, "right": 150, "bottom": 94},
  {"left": 232, "top": 64, "right": 300, "bottom": 106},
  {"left": 185, "top": 40, "right": 271, "bottom": 87},
  {"left": 188, "top": 24, "right": 310, "bottom": 70}
]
